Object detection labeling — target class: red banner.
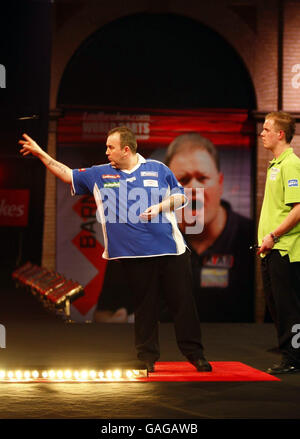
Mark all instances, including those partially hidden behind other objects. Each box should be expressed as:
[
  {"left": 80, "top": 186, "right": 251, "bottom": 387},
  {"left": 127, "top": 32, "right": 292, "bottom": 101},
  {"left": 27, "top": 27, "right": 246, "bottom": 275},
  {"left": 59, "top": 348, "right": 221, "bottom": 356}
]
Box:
[
  {"left": 0, "top": 189, "right": 30, "bottom": 227},
  {"left": 58, "top": 107, "right": 255, "bottom": 148}
]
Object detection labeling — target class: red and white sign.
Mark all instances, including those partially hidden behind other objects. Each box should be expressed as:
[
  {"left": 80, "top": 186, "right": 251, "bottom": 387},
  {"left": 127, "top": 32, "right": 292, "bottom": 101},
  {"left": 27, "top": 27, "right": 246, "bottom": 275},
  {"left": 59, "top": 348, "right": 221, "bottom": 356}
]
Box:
[{"left": 0, "top": 189, "right": 30, "bottom": 227}]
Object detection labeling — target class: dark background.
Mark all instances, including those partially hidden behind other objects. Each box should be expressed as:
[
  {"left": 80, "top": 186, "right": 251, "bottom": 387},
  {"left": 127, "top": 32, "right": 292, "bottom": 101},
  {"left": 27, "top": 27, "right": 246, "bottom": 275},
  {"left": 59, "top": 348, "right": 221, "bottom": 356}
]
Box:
[
  {"left": 58, "top": 12, "right": 256, "bottom": 109},
  {"left": 0, "top": 1, "right": 51, "bottom": 282}
]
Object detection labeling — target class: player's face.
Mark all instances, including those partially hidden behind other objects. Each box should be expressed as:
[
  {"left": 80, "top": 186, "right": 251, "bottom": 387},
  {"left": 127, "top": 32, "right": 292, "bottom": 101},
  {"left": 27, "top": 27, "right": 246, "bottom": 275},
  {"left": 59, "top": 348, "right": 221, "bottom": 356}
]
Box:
[
  {"left": 106, "top": 132, "right": 126, "bottom": 168},
  {"left": 260, "top": 118, "right": 281, "bottom": 151},
  {"left": 169, "top": 148, "right": 224, "bottom": 232}
]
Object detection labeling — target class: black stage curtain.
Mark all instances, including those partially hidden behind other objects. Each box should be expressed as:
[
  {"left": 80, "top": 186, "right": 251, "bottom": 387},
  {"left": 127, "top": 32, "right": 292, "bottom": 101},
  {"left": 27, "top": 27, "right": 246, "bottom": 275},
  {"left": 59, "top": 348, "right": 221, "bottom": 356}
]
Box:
[{"left": 0, "top": 1, "right": 51, "bottom": 278}]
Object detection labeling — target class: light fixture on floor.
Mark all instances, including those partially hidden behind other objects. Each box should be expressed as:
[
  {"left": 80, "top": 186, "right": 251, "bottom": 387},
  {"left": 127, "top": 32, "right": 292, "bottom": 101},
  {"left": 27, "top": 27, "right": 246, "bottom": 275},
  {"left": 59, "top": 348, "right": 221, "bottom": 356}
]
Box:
[{"left": 0, "top": 368, "right": 148, "bottom": 382}]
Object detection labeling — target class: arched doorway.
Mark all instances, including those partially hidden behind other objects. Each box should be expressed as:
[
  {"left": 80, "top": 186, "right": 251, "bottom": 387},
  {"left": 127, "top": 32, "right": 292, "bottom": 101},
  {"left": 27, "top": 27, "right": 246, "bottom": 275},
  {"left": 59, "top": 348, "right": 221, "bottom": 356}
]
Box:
[{"left": 58, "top": 13, "right": 256, "bottom": 109}]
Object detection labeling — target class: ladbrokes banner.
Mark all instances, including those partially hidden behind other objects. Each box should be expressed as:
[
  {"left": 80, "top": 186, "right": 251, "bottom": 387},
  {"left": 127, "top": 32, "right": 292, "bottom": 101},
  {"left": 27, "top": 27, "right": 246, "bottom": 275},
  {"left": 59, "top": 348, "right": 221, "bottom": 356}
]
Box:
[{"left": 57, "top": 107, "right": 255, "bottom": 322}]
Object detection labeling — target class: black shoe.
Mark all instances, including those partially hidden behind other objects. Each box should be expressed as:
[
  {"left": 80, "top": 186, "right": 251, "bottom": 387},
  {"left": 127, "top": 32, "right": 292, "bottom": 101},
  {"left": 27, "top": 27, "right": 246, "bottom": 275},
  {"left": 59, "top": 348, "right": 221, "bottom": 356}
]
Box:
[
  {"left": 265, "top": 359, "right": 300, "bottom": 375},
  {"left": 190, "top": 358, "right": 212, "bottom": 372}
]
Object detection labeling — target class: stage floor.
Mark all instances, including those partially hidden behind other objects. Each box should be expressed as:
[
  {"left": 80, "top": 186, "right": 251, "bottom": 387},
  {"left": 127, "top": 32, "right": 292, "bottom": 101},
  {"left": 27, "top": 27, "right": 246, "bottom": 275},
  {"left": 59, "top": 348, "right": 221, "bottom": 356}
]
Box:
[{"left": 1, "top": 282, "right": 300, "bottom": 421}]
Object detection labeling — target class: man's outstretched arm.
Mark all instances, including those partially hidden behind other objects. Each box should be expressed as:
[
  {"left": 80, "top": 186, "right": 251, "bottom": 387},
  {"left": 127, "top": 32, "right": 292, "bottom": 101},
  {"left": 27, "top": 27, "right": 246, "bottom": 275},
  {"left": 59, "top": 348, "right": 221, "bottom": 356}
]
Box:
[{"left": 19, "top": 133, "right": 72, "bottom": 184}]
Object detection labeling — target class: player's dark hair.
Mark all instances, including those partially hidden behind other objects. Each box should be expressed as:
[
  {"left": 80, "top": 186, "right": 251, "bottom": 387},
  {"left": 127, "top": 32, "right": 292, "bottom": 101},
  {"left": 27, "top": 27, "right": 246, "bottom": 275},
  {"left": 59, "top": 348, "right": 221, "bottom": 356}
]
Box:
[{"left": 107, "top": 126, "right": 137, "bottom": 153}]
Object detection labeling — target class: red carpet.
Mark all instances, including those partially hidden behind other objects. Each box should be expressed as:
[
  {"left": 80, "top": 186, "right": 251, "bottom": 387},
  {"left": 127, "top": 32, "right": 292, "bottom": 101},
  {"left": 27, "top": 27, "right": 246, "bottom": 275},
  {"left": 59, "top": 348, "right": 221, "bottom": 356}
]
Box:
[{"left": 139, "top": 362, "right": 280, "bottom": 382}]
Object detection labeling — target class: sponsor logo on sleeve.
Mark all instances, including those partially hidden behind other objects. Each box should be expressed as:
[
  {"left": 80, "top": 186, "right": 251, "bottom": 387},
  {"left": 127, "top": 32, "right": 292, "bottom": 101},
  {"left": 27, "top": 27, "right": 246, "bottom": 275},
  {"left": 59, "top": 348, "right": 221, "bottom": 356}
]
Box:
[
  {"left": 79, "top": 168, "right": 86, "bottom": 172},
  {"left": 288, "top": 179, "right": 299, "bottom": 187}
]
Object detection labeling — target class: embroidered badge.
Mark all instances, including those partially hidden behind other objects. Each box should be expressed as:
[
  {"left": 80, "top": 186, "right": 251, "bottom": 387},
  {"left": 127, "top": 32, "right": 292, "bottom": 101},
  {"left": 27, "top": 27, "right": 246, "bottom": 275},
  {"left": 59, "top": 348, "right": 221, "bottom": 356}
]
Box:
[
  {"left": 203, "top": 254, "right": 234, "bottom": 269},
  {"left": 141, "top": 171, "right": 158, "bottom": 177},
  {"left": 104, "top": 182, "right": 120, "bottom": 188},
  {"left": 126, "top": 177, "right": 136, "bottom": 183},
  {"left": 143, "top": 179, "right": 158, "bottom": 187},
  {"left": 200, "top": 268, "right": 229, "bottom": 288},
  {"left": 269, "top": 167, "right": 280, "bottom": 181}
]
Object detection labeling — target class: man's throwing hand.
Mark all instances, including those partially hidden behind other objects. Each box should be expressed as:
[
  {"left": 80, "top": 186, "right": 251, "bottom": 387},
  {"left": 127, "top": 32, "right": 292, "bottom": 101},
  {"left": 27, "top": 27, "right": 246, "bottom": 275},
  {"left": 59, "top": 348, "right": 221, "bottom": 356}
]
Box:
[{"left": 19, "top": 133, "right": 43, "bottom": 157}]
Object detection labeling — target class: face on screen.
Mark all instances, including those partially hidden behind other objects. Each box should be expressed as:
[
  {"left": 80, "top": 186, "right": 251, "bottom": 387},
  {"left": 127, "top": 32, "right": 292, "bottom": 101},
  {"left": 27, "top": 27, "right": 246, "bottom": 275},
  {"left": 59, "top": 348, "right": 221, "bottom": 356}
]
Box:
[{"left": 169, "top": 148, "right": 224, "bottom": 233}]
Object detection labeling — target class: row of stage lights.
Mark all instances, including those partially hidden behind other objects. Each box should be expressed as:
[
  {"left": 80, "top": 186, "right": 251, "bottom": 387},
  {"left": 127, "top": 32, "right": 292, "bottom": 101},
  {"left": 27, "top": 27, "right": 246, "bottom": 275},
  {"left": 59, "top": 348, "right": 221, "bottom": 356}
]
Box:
[{"left": 0, "top": 368, "right": 147, "bottom": 382}]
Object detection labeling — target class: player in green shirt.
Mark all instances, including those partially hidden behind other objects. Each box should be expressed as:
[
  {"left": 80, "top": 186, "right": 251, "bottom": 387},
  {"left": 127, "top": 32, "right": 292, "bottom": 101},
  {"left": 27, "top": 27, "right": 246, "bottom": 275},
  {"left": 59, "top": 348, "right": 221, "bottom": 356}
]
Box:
[{"left": 258, "top": 111, "right": 300, "bottom": 374}]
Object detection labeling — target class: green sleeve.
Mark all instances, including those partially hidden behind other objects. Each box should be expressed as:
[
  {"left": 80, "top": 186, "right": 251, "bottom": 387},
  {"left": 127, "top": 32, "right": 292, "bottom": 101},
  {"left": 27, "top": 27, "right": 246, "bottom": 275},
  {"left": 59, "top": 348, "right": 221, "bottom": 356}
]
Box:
[{"left": 283, "top": 159, "right": 300, "bottom": 205}]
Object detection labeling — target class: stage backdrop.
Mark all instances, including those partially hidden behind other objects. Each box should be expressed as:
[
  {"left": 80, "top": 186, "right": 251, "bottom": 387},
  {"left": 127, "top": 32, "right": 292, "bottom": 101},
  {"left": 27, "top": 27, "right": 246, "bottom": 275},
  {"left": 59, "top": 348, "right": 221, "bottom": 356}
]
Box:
[{"left": 57, "top": 107, "right": 255, "bottom": 322}]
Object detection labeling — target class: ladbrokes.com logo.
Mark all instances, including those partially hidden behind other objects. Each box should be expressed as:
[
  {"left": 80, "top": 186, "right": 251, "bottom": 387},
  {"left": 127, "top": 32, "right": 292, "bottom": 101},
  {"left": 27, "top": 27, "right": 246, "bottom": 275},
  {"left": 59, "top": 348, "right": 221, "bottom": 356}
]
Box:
[
  {"left": 0, "top": 64, "right": 6, "bottom": 88},
  {"left": 0, "top": 199, "right": 25, "bottom": 218},
  {"left": 0, "top": 190, "right": 30, "bottom": 227}
]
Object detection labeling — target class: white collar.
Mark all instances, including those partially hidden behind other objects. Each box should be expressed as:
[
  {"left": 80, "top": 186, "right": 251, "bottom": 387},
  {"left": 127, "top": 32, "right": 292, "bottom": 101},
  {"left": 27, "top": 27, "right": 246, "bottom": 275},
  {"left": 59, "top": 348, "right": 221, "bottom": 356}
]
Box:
[{"left": 121, "top": 153, "right": 146, "bottom": 174}]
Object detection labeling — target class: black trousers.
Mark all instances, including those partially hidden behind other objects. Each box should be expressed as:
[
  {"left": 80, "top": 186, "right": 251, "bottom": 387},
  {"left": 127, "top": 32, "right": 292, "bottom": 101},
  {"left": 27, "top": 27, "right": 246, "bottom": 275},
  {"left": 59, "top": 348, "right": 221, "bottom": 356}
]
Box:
[
  {"left": 120, "top": 250, "right": 205, "bottom": 363},
  {"left": 261, "top": 250, "right": 300, "bottom": 363}
]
